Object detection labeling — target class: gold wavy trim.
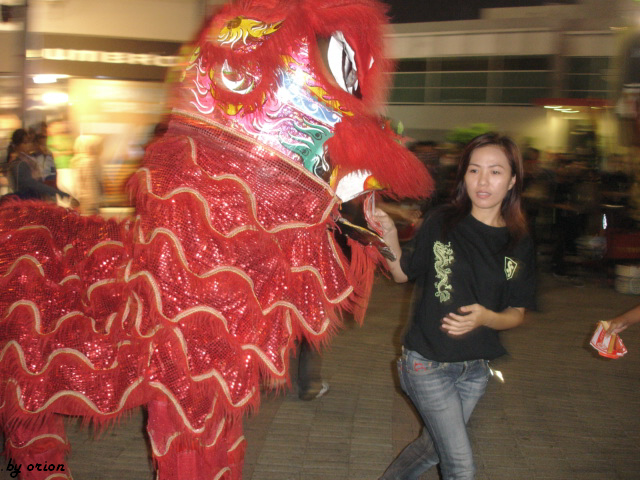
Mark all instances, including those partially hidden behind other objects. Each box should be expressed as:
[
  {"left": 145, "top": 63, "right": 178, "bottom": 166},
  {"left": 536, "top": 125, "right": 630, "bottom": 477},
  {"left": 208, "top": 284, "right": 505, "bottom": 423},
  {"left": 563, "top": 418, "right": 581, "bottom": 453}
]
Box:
[
  {"left": 135, "top": 169, "right": 259, "bottom": 237},
  {"left": 86, "top": 279, "right": 117, "bottom": 304},
  {"left": 228, "top": 434, "right": 245, "bottom": 453},
  {"left": 127, "top": 268, "right": 333, "bottom": 336},
  {"left": 11, "top": 376, "right": 145, "bottom": 415},
  {"left": 134, "top": 166, "right": 337, "bottom": 234},
  {"left": 148, "top": 429, "right": 180, "bottom": 458},
  {"left": 150, "top": 416, "right": 238, "bottom": 458},
  {"left": 327, "top": 230, "right": 348, "bottom": 276},
  {"left": 2, "top": 255, "right": 44, "bottom": 278},
  {"left": 139, "top": 227, "right": 352, "bottom": 305},
  {"left": 132, "top": 291, "right": 162, "bottom": 338},
  {"left": 2, "top": 301, "right": 104, "bottom": 336},
  {"left": 147, "top": 383, "right": 230, "bottom": 433},
  {"left": 60, "top": 275, "right": 81, "bottom": 285},
  {"left": 87, "top": 240, "right": 125, "bottom": 258},
  {"left": 213, "top": 468, "right": 231, "bottom": 480},
  {"left": 8, "top": 433, "right": 68, "bottom": 449},
  {"left": 0, "top": 341, "right": 123, "bottom": 376}
]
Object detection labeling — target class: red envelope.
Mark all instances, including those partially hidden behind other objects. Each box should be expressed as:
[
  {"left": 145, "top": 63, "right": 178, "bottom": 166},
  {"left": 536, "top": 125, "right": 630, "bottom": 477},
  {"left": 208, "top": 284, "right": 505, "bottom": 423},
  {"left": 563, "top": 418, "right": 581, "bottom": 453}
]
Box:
[{"left": 590, "top": 321, "right": 627, "bottom": 359}]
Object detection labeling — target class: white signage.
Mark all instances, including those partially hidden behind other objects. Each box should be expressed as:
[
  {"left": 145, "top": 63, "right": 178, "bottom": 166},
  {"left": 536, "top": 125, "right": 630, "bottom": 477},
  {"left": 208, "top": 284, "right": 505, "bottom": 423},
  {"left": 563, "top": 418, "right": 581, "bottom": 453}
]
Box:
[{"left": 27, "top": 49, "right": 181, "bottom": 67}]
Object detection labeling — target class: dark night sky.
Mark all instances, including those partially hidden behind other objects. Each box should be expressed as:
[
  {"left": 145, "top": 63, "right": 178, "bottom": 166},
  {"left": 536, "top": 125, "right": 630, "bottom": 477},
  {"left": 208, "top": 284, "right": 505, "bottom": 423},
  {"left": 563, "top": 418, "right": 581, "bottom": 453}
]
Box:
[{"left": 382, "top": 0, "right": 577, "bottom": 23}]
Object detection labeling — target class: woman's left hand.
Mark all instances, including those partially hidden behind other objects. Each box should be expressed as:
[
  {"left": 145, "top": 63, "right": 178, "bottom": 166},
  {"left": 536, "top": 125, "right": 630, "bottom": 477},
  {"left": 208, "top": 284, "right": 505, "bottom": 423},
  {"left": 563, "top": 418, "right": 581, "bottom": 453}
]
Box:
[{"left": 441, "top": 304, "right": 487, "bottom": 336}]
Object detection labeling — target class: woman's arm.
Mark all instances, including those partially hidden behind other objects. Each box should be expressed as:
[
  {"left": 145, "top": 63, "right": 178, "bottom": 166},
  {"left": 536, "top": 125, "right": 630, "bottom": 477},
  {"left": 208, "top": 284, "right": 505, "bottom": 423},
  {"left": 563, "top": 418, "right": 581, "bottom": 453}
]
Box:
[
  {"left": 370, "top": 208, "right": 408, "bottom": 283},
  {"left": 441, "top": 305, "right": 525, "bottom": 336}
]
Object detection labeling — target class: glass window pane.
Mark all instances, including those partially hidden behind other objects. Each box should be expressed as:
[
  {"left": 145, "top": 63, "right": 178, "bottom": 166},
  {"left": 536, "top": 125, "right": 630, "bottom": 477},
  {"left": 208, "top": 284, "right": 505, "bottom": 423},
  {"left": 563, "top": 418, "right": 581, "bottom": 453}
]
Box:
[
  {"left": 395, "top": 59, "right": 427, "bottom": 73},
  {"left": 389, "top": 88, "right": 425, "bottom": 103},
  {"left": 440, "top": 72, "right": 487, "bottom": 87},
  {"left": 502, "top": 71, "right": 551, "bottom": 88},
  {"left": 425, "top": 72, "right": 441, "bottom": 87},
  {"left": 591, "top": 76, "right": 610, "bottom": 91},
  {"left": 439, "top": 57, "right": 489, "bottom": 71},
  {"left": 498, "top": 88, "right": 551, "bottom": 104},
  {"left": 440, "top": 88, "right": 487, "bottom": 103},
  {"left": 566, "top": 57, "right": 609, "bottom": 74},
  {"left": 503, "top": 56, "right": 551, "bottom": 70},
  {"left": 393, "top": 73, "right": 426, "bottom": 88},
  {"left": 566, "top": 74, "right": 592, "bottom": 91}
]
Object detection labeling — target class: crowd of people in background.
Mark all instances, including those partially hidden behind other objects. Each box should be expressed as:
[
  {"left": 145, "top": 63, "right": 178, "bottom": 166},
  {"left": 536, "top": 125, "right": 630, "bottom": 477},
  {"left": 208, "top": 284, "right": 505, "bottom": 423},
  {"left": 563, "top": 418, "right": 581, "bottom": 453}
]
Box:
[
  {"left": 0, "top": 124, "right": 74, "bottom": 204},
  {"left": 382, "top": 137, "right": 640, "bottom": 285},
  {"left": 1, "top": 122, "right": 111, "bottom": 213}
]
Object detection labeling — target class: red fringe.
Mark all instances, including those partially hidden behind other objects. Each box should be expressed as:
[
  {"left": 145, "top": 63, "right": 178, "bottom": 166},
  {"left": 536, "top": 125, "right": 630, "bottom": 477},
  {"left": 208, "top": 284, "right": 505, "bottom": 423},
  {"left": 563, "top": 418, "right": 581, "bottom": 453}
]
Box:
[{"left": 328, "top": 118, "right": 435, "bottom": 201}]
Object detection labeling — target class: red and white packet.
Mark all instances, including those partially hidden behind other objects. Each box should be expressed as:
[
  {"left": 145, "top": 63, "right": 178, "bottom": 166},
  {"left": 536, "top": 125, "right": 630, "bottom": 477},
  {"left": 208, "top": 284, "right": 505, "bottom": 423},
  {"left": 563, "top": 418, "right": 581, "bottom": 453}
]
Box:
[{"left": 590, "top": 321, "right": 628, "bottom": 359}]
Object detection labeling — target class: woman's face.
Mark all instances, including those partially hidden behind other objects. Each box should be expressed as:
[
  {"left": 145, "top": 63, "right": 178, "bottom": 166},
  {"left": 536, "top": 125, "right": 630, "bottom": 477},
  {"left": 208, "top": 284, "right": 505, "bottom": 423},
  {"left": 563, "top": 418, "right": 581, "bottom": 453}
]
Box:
[
  {"left": 464, "top": 145, "right": 515, "bottom": 218},
  {"left": 16, "top": 137, "right": 32, "bottom": 154}
]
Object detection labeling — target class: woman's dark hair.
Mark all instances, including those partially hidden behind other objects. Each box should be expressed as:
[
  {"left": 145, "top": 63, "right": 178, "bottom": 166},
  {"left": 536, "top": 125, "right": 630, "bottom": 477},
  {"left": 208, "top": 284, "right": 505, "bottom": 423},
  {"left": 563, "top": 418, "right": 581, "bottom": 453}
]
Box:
[
  {"left": 442, "top": 132, "right": 527, "bottom": 246},
  {"left": 6, "top": 128, "right": 29, "bottom": 163}
]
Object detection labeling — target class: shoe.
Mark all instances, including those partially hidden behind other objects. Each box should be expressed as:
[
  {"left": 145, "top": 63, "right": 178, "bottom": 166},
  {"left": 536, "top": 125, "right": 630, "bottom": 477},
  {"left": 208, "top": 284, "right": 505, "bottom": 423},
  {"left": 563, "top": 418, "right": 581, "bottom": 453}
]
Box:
[{"left": 299, "top": 381, "right": 329, "bottom": 401}]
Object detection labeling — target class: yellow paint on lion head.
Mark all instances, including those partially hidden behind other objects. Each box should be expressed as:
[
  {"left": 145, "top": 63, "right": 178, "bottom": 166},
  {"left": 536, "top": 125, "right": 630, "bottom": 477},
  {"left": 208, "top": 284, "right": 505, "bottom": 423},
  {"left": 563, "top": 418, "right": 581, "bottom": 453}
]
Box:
[{"left": 218, "top": 16, "right": 282, "bottom": 48}]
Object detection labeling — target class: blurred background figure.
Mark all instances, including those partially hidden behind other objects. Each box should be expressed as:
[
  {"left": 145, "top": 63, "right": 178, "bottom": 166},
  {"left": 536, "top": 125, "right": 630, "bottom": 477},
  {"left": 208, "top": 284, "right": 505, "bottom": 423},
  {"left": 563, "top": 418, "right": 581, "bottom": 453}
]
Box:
[
  {"left": 47, "top": 120, "right": 75, "bottom": 196},
  {"left": 32, "top": 132, "right": 58, "bottom": 188},
  {"left": 3, "top": 128, "right": 73, "bottom": 203},
  {"left": 71, "top": 135, "right": 103, "bottom": 214},
  {"left": 521, "top": 146, "right": 553, "bottom": 244}
]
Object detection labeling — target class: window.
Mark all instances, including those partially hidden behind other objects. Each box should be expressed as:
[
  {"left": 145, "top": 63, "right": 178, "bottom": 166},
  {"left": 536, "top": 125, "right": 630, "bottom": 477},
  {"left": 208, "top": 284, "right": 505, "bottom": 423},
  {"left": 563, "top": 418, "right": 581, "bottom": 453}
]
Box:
[
  {"left": 563, "top": 56, "right": 612, "bottom": 100},
  {"left": 389, "top": 55, "right": 554, "bottom": 105}
]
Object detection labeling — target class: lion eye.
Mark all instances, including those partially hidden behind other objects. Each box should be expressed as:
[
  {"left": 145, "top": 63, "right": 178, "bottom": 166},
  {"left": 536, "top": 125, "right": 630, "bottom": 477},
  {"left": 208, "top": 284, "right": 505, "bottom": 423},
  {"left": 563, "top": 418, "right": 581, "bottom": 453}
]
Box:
[{"left": 327, "top": 32, "right": 362, "bottom": 98}]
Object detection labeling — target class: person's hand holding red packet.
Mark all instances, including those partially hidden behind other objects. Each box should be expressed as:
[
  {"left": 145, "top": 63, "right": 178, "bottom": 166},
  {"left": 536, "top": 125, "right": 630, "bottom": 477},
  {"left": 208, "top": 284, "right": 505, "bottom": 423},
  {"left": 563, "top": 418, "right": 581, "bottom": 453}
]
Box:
[{"left": 590, "top": 321, "right": 628, "bottom": 359}]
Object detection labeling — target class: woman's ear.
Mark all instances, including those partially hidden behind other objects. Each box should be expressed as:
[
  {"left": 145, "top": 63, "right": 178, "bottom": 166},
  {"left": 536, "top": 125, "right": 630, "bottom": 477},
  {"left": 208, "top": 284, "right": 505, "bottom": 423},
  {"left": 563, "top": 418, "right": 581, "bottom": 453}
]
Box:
[{"left": 508, "top": 174, "right": 516, "bottom": 191}]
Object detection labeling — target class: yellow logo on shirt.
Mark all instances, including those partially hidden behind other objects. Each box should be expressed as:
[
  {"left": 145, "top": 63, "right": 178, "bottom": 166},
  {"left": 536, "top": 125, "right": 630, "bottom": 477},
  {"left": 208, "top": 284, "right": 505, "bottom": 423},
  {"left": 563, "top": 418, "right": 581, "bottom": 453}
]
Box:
[{"left": 504, "top": 257, "right": 518, "bottom": 280}]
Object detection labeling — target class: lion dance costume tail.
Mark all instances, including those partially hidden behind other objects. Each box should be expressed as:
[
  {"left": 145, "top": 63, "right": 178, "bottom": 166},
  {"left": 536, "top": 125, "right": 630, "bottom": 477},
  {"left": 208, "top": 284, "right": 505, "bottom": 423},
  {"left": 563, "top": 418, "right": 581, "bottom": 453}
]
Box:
[{"left": 0, "top": 1, "right": 432, "bottom": 478}]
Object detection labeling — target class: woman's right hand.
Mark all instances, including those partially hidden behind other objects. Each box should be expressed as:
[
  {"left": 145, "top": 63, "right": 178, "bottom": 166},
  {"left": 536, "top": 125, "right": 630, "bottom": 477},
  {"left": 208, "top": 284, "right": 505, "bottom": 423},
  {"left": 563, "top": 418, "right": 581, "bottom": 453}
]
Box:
[
  {"left": 370, "top": 208, "right": 397, "bottom": 237},
  {"left": 369, "top": 208, "right": 408, "bottom": 282}
]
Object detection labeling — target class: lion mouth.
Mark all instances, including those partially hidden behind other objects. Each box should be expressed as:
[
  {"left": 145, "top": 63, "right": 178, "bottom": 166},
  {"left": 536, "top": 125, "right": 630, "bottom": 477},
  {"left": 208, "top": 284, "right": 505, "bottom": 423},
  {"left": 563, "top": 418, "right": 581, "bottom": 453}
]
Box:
[{"left": 332, "top": 169, "right": 380, "bottom": 203}]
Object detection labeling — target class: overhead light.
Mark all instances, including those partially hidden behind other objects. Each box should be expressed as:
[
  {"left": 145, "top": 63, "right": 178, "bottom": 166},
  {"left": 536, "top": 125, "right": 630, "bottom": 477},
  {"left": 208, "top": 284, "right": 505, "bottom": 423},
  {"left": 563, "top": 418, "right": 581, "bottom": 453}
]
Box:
[
  {"left": 544, "top": 105, "right": 562, "bottom": 109},
  {"left": 33, "top": 74, "right": 68, "bottom": 84},
  {"left": 42, "top": 91, "right": 69, "bottom": 105}
]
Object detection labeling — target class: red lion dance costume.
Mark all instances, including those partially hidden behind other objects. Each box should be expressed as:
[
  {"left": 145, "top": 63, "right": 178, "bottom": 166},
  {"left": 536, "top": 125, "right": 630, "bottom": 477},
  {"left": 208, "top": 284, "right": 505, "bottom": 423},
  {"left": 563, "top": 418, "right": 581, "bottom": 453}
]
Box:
[{"left": 0, "top": 0, "right": 432, "bottom": 478}]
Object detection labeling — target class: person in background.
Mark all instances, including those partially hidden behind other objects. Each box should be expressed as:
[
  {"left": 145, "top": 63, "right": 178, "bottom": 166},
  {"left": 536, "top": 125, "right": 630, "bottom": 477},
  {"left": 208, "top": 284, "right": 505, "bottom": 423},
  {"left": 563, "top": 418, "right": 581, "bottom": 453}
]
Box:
[
  {"left": 3, "top": 128, "right": 74, "bottom": 203},
  {"left": 373, "top": 133, "right": 536, "bottom": 480},
  {"left": 296, "top": 339, "right": 329, "bottom": 401},
  {"left": 549, "top": 156, "right": 589, "bottom": 283},
  {"left": 32, "top": 132, "right": 58, "bottom": 188}
]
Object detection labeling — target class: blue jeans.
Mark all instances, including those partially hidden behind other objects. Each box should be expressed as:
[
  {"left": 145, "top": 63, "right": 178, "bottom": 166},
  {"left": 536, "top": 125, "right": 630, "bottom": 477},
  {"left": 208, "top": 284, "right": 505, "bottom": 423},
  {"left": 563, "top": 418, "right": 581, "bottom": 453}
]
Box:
[{"left": 380, "top": 349, "right": 490, "bottom": 480}]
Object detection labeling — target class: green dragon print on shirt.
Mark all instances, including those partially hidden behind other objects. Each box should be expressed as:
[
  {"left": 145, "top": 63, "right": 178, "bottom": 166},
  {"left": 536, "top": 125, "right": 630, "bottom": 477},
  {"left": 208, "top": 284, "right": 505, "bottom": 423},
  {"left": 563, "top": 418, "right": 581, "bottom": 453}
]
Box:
[{"left": 433, "top": 241, "right": 454, "bottom": 303}]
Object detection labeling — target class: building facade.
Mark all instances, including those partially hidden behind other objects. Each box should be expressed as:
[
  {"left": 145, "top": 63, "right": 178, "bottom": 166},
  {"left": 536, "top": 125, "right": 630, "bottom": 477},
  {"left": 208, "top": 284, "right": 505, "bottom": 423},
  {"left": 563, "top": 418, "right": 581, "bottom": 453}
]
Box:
[{"left": 385, "top": 0, "right": 640, "bottom": 161}]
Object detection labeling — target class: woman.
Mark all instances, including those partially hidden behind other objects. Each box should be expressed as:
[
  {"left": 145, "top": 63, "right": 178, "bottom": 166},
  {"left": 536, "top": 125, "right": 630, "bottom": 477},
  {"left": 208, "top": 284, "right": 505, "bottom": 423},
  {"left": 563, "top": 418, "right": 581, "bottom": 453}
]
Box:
[
  {"left": 373, "top": 133, "right": 536, "bottom": 480},
  {"left": 4, "top": 128, "right": 73, "bottom": 202}
]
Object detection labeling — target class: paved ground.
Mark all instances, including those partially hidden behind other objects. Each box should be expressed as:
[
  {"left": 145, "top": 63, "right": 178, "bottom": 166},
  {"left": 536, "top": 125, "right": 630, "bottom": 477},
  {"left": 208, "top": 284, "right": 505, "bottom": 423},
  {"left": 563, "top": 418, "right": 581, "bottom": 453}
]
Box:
[{"left": 2, "top": 269, "right": 639, "bottom": 480}]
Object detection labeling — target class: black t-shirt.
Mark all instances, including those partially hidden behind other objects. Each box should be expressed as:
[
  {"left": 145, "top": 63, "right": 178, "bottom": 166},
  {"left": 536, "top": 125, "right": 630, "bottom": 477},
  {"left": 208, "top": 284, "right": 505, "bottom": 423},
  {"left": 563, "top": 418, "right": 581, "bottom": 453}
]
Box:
[{"left": 400, "top": 208, "right": 536, "bottom": 362}]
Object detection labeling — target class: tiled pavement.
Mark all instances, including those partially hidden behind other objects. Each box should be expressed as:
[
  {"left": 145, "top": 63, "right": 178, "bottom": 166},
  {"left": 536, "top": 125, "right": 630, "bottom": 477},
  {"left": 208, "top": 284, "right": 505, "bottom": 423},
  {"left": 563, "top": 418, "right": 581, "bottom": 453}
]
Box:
[{"left": 2, "top": 271, "right": 639, "bottom": 479}]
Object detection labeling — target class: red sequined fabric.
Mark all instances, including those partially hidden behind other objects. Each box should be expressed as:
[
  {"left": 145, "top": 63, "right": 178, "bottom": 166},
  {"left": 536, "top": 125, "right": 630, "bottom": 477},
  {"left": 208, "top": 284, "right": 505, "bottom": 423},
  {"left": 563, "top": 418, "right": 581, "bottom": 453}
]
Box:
[{"left": 0, "top": 116, "right": 376, "bottom": 480}]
